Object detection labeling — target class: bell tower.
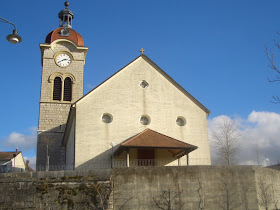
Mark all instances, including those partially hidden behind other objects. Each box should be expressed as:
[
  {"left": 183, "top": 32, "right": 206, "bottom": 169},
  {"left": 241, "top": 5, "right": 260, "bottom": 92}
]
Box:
[{"left": 36, "top": 1, "right": 88, "bottom": 170}]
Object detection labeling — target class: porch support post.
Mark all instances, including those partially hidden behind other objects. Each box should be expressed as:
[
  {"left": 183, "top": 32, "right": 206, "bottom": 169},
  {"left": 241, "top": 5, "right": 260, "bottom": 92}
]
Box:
[
  {"left": 186, "top": 151, "right": 189, "bottom": 166},
  {"left": 178, "top": 157, "right": 181, "bottom": 166},
  {"left": 126, "top": 148, "right": 130, "bottom": 167}
]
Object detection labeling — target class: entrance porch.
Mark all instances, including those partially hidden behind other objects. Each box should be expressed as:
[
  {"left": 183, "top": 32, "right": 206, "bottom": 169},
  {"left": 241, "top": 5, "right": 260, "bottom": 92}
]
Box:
[{"left": 113, "top": 129, "right": 197, "bottom": 167}]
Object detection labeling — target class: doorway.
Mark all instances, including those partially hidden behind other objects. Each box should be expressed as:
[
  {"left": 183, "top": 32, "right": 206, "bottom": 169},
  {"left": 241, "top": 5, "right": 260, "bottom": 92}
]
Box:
[{"left": 138, "top": 148, "right": 155, "bottom": 166}]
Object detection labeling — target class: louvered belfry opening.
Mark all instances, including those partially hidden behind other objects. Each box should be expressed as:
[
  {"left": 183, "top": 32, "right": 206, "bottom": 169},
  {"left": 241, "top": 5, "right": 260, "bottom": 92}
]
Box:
[
  {"left": 53, "top": 77, "right": 62, "bottom": 101},
  {"left": 63, "top": 77, "right": 72, "bottom": 101}
]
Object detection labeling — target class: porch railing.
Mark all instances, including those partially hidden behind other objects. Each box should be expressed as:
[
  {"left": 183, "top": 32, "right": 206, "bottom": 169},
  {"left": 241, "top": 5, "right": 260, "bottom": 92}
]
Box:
[{"left": 33, "top": 158, "right": 210, "bottom": 171}]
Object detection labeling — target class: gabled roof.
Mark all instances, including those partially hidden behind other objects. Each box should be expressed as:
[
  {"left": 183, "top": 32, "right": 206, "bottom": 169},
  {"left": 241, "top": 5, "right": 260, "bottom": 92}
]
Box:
[
  {"left": 72, "top": 54, "right": 210, "bottom": 114},
  {"left": 62, "top": 54, "right": 210, "bottom": 146},
  {"left": 114, "top": 129, "right": 197, "bottom": 157},
  {"left": 0, "top": 152, "right": 21, "bottom": 160}
]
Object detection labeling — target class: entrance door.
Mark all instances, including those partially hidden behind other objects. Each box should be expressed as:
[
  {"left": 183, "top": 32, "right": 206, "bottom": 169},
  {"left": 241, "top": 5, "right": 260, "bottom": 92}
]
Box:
[{"left": 138, "top": 148, "right": 155, "bottom": 166}]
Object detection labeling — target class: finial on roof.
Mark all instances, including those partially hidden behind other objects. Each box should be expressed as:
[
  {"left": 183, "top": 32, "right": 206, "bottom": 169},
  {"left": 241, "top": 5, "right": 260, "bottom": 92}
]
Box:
[
  {"left": 65, "top": 1, "right": 70, "bottom": 7},
  {"left": 58, "top": 1, "right": 74, "bottom": 29},
  {"left": 140, "top": 48, "right": 145, "bottom": 55}
]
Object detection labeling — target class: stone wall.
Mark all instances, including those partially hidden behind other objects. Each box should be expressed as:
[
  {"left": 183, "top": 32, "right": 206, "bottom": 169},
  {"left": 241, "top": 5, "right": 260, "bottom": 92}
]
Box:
[
  {"left": 0, "top": 166, "right": 279, "bottom": 210},
  {"left": 0, "top": 169, "right": 112, "bottom": 209}
]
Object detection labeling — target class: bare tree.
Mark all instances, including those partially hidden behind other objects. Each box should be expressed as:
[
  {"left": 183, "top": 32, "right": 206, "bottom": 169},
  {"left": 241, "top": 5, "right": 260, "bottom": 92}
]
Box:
[
  {"left": 197, "top": 178, "right": 207, "bottom": 210},
  {"left": 241, "top": 185, "right": 251, "bottom": 210},
  {"left": 112, "top": 175, "right": 134, "bottom": 210},
  {"left": 216, "top": 176, "right": 242, "bottom": 210},
  {"left": 153, "top": 187, "right": 184, "bottom": 210},
  {"left": 266, "top": 34, "right": 280, "bottom": 103},
  {"left": 210, "top": 116, "right": 240, "bottom": 165},
  {"left": 258, "top": 176, "right": 279, "bottom": 210}
]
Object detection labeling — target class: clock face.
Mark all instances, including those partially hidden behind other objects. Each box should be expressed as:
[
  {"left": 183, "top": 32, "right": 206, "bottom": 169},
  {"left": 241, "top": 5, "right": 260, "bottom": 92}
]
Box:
[{"left": 56, "top": 53, "right": 71, "bottom": 67}]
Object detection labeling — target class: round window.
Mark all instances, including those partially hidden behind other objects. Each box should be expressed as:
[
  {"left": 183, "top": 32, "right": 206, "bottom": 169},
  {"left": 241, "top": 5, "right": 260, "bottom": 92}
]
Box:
[
  {"left": 102, "top": 114, "right": 113, "bottom": 124},
  {"left": 140, "top": 115, "right": 150, "bottom": 125},
  {"left": 176, "top": 117, "right": 186, "bottom": 126}
]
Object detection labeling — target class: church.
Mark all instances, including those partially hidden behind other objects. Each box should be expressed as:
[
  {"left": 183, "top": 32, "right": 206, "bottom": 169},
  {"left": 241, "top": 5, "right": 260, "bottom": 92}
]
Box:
[{"left": 36, "top": 2, "right": 211, "bottom": 170}]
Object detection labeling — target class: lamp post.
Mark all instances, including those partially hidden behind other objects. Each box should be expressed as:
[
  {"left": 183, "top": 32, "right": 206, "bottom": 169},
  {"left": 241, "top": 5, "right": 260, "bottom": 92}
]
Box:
[
  {"left": 110, "top": 142, "right": 115, "bottom": 168},
  {"left": 0, "top": 17, "right": 22, "bottom": 44}
]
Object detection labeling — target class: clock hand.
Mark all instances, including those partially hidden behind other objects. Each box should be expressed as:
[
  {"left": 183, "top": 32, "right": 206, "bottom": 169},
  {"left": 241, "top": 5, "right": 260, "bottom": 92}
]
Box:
[{"left": 58, "top": 59, "right": 68, "bottom": 63}]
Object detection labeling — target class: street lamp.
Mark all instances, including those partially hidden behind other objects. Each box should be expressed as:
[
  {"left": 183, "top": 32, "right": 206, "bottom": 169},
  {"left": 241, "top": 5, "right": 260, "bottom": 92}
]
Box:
[{"left": 0, "top": 17, "right": 22, "bottom": 44}]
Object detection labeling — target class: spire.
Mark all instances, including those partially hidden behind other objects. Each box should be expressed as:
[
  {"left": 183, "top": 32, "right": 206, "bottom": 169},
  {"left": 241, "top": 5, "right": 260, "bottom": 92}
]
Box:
[{"left": 58, "top": 1, "right": 74, "bottom": 29}]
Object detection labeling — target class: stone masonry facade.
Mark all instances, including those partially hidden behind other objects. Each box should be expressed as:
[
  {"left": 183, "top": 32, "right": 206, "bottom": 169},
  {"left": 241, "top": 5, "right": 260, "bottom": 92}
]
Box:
[{"left": 36, "top": 40, "right": 88, "bottom": 170}]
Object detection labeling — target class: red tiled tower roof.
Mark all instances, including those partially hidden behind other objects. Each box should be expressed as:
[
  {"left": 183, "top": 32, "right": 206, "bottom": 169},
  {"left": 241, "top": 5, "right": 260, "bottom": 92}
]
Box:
[{"left": 45, "top": 27, "right": 84, "bottom": 46}]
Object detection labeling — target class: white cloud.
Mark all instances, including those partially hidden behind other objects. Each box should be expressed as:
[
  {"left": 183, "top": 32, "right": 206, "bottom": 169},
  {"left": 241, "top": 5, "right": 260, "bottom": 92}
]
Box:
[
  {"left": 208, "top": 111, "right": 280, "bottom": 166},
  {"left": 0, "top": 127, "right": 37, "bottom": 152}
]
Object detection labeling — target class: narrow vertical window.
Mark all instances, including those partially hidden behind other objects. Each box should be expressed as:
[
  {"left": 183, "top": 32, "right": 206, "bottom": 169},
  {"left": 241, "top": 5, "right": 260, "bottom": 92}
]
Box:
[
  {"left": 63, "top": 77, "right": 72, "bottom": 101},
  {"left": 53, "top": 77, "right": 62, "bottom": 101}
]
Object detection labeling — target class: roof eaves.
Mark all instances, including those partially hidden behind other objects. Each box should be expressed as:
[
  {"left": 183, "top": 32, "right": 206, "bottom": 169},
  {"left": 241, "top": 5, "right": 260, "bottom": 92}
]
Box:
[{"left": 121, "top": 145, "right": 197, "bottom": 150}]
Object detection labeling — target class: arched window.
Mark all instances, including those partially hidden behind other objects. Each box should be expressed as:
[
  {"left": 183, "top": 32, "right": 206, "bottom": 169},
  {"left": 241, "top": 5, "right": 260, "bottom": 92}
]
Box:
[
  {"left": 53, "top": 77, "right": 62, "bottom": 101},
  {"left": 63, "top": 77, "right": 72, "bottom": 101},
  {"left": 50, "top": 72, "right": 75, "bottom": 102}
]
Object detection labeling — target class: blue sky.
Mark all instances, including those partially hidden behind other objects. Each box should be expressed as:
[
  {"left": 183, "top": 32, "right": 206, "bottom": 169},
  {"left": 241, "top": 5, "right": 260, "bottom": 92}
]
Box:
[{"left": 1, "top": 1, "right": 280, "bottom": 166}]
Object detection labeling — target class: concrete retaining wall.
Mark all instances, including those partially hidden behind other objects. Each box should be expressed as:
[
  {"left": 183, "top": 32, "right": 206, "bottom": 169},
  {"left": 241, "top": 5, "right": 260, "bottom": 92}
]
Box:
[
  {"left": 0, "top": 166, "right": 279, "bottom": 210},
  {"left": 113, "top": 166, "right": 280, "bottom": 210}
]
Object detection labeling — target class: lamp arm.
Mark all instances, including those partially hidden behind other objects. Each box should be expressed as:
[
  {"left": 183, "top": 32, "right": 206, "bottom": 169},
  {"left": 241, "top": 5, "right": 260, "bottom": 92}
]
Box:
[{"left": 0, "top": 17, "right": 17, "bottom": 31}]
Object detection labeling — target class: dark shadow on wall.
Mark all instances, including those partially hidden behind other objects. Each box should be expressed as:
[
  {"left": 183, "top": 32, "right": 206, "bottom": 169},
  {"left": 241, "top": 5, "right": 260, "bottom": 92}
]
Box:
[
  {"left": 36, "top": 124, "right": 67, "bottom": 171},
  {"left": 75, "top": 146, "right": 118, "bottom": 170},
  {"left": 74, "top": 144, "right": 177, "bottom": 170}
]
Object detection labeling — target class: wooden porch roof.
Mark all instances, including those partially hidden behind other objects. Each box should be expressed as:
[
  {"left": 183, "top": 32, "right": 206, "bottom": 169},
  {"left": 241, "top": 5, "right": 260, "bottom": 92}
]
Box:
[{"left": 114, "top": 129, "right": 197, "bottom": 157}]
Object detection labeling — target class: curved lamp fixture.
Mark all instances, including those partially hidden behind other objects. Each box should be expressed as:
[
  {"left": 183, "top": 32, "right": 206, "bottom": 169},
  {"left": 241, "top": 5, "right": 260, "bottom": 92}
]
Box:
[{"left": 0, "top": 17, "right": 22, "bottom": 44}]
